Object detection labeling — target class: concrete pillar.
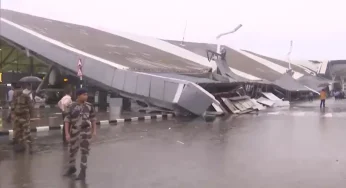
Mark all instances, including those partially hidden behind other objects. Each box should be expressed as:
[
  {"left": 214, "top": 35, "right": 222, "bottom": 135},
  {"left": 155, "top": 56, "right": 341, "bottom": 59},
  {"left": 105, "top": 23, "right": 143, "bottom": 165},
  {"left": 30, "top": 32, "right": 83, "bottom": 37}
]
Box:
[
  {"left": 29, "top": 56, "right": 34, "bottom": 75},
  {"left": 123, "top": 97, "right": 131, "bottom": 111},
  {"left": 341, "top": 76, "right": 345, "bottom": 91},
  {"left": 109, "top": 98, "right": 123, "bottom": 121},
  {"left": 97, "top": 91, "right": 108, "bottom": 112}
]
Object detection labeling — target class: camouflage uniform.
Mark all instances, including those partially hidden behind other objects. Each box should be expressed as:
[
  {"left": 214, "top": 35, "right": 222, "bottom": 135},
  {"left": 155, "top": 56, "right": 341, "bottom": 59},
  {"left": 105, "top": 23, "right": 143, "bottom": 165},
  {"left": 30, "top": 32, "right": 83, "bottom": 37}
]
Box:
[
  {"left": 64, "top": 101, "right": 96, "bottom": 172},
  {"left": 11, "top": 89, "right": 34, "bottom": 151}
]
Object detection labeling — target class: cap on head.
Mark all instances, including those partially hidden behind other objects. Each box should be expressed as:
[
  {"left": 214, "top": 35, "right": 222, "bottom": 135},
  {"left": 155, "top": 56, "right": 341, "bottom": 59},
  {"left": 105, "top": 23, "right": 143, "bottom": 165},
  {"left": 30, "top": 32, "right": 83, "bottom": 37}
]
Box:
[{"left": 76, "top": 88, "right": 88, "bottom": 96}]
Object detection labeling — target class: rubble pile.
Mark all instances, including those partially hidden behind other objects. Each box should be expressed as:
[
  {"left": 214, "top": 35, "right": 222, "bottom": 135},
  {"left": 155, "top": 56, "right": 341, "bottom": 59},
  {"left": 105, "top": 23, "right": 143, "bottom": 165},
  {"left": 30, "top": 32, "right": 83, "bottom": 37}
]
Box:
[
  {"left": 257, "top": 92, "right": 290, "bottom": 107},
  {"left": 211, "top": 86, "right": 290, "bottom": 116}
]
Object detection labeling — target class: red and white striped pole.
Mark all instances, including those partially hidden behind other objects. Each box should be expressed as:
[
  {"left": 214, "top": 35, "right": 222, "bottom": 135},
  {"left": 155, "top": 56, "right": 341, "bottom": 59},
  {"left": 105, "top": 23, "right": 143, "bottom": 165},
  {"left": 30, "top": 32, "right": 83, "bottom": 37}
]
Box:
[{"left": 77, "top": 59, "right": 83, "bottom": 88}]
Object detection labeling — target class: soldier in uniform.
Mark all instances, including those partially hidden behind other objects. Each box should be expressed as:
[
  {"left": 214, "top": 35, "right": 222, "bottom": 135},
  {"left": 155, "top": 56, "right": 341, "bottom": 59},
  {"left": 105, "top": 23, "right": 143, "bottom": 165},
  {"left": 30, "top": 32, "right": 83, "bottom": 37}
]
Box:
[
  {"left": 64, "top": 88, "right": 97, "bottom": 180},
  {"left": 11, "top": 82, "right": 34, "bottom": 152}
]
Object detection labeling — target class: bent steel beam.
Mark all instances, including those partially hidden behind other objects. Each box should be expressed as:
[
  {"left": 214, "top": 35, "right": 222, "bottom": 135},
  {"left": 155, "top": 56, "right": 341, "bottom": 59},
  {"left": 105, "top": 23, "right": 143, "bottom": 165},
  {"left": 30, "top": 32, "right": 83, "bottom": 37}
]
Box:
[
  {"left": 207, "top": 49, "right": 249, "bottom": 82},
  {"left": 0, "top": 16, "right": 220, "bottom": 116},
  {"left": 36, "top": 64, "right": 53, "bottom": 93}
]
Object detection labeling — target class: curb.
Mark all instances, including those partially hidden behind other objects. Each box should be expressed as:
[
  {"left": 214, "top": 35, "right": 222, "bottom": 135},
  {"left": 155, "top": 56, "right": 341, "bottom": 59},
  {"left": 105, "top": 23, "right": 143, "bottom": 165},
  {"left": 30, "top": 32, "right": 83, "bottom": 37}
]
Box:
[
  {"left": 0, "top": 104, "right": 56, "bottom": 110},
  {"left": 0, "top": 113, "right": 175, "bottom": 137}
]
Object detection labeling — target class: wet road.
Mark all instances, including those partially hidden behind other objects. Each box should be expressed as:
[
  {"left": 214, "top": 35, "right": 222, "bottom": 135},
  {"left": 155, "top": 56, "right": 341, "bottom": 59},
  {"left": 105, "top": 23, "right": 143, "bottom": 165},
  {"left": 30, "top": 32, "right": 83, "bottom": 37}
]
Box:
[{"left": 2, "top": 100, "right": 346, "bottom": 187}]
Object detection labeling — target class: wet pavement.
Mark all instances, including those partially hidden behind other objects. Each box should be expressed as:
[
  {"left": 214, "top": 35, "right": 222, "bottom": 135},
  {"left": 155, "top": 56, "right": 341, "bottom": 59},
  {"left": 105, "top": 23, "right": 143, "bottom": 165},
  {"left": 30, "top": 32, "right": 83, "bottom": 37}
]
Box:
[{"left": 2, "top": 99, "right": 346, "bottom": 187}]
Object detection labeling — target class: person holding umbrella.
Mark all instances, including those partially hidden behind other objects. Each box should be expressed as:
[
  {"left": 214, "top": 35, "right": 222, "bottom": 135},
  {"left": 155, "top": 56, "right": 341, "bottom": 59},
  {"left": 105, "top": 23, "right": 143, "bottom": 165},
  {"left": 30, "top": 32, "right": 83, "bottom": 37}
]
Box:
[
  {"left": 18, "top": 76, "right": 42, "bottom": 103},
  {"left": 320, "top": 89, "right": 327, "bottom": 108}
]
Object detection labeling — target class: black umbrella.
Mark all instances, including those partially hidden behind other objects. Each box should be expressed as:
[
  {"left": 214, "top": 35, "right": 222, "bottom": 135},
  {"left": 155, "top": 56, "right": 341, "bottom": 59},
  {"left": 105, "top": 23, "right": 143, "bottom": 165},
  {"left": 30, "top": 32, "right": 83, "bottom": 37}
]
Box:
[{"left": 19, "top": 76, "right": 43, "bottom": 83}]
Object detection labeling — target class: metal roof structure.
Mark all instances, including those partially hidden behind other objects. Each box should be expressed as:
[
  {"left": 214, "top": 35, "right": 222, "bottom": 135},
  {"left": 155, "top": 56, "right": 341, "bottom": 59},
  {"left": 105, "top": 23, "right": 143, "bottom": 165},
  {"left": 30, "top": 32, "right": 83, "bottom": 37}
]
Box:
[
  {"left": 0, "top": 9, "right": 223, "bottom": 116},
  {"left": 166, "top": 40, "right": 283, "bottom": 82},
  {"left": 274, "top": 74, "right": 310, "bottom": 92},
  {"left": 1, "top": 9, "right": 210, "bottom": 74},
  {"left": 243, "top": 50, "right": 310, "bottom": 76}
]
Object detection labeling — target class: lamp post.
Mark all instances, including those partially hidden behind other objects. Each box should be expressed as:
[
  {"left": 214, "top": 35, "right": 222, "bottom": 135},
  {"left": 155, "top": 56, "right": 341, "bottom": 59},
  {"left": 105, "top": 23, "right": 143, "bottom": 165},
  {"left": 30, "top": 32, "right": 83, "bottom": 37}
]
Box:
[
  {"left": 180, "top": 20, "right": 188, "bottom": 46},
  {"left": 77, "top": 59, "right": 83, "bottom": 88},
  {"left": 216, "top": 24, "right": 243, "bottom": 54},
  {"left": 287, "top": 40, "right": 293, "bottom": 70}
]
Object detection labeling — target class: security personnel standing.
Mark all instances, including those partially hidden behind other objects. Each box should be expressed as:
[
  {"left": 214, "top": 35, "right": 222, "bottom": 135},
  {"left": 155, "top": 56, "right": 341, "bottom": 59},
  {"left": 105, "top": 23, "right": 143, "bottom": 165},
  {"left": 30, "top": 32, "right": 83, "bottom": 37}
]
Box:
[
  {"left": 64, "top": 88, "right": 97, "bottom": 180},
  {"left": 11, "top": 82, "right": 34, "bottom": 152}
]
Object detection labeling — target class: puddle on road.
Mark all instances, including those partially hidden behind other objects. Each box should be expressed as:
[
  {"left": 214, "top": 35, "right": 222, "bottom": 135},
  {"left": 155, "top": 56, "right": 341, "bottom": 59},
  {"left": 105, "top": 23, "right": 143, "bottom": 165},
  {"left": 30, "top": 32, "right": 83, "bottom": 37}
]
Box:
[{"left": 0, "top": 141, "right": 64, "bottom": 161}]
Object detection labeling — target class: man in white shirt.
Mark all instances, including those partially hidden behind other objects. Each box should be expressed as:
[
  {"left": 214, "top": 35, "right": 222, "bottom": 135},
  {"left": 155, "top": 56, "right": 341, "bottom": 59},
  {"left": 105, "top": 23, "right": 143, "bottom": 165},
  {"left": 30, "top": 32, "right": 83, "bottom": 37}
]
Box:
[
  {"left": 8, "top": 85, "right": 14, "bottom": 102},
  {"left": 58, "top": 88, "right": 73, "bottom": 144},
  {"left": 22, "top": 83, "right": 33, "bottom": 101},
  {"left": 6, "top": 84, "right": 15, "bottom": 123}
]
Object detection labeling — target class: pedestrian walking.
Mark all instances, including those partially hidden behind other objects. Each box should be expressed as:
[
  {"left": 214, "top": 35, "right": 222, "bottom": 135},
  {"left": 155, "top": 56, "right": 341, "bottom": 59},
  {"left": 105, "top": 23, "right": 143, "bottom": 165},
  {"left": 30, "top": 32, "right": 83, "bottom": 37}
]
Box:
[
  {"left": 6, "top": 84, "right": 15, "bottom": 123},
  {"left": 308, "top": 91, "right": 313, "bottom": 101},
  {"left": 11, "top": 82, "right": 34, "bottom": 152},
  {"left": 58, "top": 88, "right": 73, "bottom": 145},
  {"left": 320, "top": 89, "right": 327, "bottom": 108},
  {"left": 64, "top": 88, "right": 97, "bottom": 180}
]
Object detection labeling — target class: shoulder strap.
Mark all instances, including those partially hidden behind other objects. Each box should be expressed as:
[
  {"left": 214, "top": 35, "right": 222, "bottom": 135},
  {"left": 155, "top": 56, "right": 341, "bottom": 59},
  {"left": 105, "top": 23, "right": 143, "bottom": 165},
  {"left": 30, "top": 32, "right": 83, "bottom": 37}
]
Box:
[{"left": 85, "top": 102, "right": 93, "bottom": 110}]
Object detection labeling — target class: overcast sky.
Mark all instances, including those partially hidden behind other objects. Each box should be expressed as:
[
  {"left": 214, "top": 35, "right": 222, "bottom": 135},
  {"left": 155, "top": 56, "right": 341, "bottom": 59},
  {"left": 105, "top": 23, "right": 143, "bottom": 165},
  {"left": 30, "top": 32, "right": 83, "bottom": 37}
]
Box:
[{"left": 1, "top": 0, "right": 346, "bottom": 61}]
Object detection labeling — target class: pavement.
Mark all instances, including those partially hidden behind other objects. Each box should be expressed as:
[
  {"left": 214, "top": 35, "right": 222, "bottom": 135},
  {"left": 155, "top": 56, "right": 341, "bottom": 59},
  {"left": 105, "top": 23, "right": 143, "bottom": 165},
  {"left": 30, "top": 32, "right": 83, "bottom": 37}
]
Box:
[{"left": 2, "top": 99, "right": 346, "bottom": 187}]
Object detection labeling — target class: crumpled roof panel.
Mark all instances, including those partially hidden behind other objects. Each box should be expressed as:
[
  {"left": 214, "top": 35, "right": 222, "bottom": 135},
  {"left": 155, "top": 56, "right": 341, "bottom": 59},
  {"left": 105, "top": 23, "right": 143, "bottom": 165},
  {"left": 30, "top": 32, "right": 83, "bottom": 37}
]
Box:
[{"left": 274, "top": 74, "right": 310, "bottom": 91}]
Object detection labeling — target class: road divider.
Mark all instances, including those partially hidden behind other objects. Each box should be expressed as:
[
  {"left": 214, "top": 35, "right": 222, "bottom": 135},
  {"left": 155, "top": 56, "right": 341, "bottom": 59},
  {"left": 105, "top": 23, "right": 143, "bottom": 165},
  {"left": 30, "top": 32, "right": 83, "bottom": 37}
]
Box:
[{"left": 0, "top": 113, "right": 175, "bottom": 137}]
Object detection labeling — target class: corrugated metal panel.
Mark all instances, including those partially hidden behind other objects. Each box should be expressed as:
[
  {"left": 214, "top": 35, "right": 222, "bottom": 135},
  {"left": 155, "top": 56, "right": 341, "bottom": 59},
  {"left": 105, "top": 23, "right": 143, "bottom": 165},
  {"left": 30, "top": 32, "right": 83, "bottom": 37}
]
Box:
[
  {"left": 298, "top": 75, "right": 331, "bottom": 91},
  {"left": 274, "top": 74, "right": 309, "bottom": 91},
  {"left": 222, "top": 98, "right": 240, "bottom": 113},
  {"left": 222, "top": 97, "right": 257, "bottom": 114},
  {"left": 257, "top": 97, "right": 275, "bottom": 107},
  {"left": 151, "top": 73, "right": 222, "bottom": 84}
]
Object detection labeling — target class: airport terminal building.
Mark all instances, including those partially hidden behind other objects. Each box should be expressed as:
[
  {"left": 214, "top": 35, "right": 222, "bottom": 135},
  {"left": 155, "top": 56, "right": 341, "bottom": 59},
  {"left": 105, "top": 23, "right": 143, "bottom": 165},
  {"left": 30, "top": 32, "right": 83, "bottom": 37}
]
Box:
[{"left": 0, "top": 9, "right": 341, "bottom": 115}]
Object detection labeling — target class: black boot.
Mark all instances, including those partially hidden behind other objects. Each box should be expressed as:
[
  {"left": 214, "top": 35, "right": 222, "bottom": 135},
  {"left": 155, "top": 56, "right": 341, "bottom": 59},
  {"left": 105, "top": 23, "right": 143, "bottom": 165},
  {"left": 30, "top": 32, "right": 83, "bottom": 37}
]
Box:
[
  {"left": 28, "top": 144, "right": 34, "bottom": 154},
  {"left": 75, "top": 168, "right": 86, "bottom": 180},
  {"left": 13, "top": 143, "right": 25, "bottom": 153},
  {"left": 9, "top": 139, "right": 16, "bottom": 145},
  {"left": 64, "top": 167, "right": 77, "bottom": 177}
]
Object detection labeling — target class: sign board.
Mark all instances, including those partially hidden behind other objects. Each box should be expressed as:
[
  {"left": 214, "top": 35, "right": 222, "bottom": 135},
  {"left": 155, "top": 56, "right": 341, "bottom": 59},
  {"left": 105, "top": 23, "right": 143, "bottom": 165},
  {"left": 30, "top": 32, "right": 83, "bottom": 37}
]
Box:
[
  {"left": 77, "top": 69, "right": 83, "bottom": 77},
  {"left": 77, "top": 59, "right": 83, "bottom": 77}
]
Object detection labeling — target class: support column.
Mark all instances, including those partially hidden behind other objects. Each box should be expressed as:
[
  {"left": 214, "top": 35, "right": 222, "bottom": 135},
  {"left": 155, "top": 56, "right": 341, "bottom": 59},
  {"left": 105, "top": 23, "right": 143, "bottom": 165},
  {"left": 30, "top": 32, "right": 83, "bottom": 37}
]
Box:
[
  {"left": 341, "top": 76, "right": 345, "bottom": 92},
  {"left": 109, "top": 97, "right": 123, "bottom": 121},
  {"left": 79, "top": 77, "right": 83, "bottom": 89},
  {"left": 252, "top": 85, "right": 257, "bottom": 98},
  {"left": 36, "top": 65, "right": 53, "bottom": 93},
  {"left": 97, "top": 90, "right": 108, "bottom": 112},
  {"left": 122, "top": 97, "right": 131, "bottom": 111},
  {"left": 29, "top": 56, "right": 34, "bottom": 75}
]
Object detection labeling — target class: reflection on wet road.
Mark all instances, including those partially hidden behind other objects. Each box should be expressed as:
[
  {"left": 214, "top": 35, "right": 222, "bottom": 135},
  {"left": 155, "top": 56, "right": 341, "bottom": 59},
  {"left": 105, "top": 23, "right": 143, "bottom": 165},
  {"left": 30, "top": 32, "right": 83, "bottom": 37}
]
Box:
[{"left": 2, "top": 100, "right": 346, "bottom": 187}]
